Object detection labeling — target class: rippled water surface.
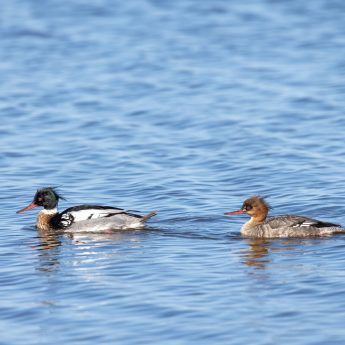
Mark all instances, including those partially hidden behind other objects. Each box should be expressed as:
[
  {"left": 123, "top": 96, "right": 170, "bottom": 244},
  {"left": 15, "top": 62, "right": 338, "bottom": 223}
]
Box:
[{"left": 2, "top": 0, "right": 345, "bottom": 344}]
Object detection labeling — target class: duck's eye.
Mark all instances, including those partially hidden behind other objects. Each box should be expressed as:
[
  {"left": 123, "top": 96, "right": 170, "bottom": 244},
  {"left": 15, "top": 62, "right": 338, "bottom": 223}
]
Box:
[{"left": 243, "top": 205, "right": 252, "bottom": 211}]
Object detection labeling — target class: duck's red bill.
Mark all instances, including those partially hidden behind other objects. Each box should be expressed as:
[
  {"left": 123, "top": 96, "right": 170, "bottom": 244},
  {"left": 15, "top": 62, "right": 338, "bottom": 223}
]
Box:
[
  {"left": 16, "top": 203, "right": 38, "bottom": 214},
  {"left": 224, "top": 210, "right": 245, "bottom": 215}
]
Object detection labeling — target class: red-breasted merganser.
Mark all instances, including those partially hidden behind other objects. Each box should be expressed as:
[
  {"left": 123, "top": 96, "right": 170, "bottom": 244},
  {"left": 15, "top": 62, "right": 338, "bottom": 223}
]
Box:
[
  {"left": 17, "top": 187, "right": 157, "bottom": 232},
  {"left": 224, "top": 196, "right": 345, "bottom": 238}
]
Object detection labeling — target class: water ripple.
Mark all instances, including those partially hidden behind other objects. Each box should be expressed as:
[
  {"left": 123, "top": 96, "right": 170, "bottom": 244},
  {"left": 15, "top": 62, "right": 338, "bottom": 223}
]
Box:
[{"left": 2, "top": 0, "right": 345, "bottom": 344}]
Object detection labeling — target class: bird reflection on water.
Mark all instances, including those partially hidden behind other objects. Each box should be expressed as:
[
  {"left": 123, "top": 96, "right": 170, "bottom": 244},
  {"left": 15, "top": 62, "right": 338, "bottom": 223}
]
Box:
[
  {"left": 241, "top": 238, "right": 323, "bottom": 269},
  {"left": 34, "top": 228, "right": 152, "bottom": 273},
  {"left": 241, "top": 238, "right": 271, "bottom": 269},
  {"left": 36, "top": 228, "right": 62, "bottom": 251},
  {"left": 35, "top": 228, "right": 62, "bottom": 273}
]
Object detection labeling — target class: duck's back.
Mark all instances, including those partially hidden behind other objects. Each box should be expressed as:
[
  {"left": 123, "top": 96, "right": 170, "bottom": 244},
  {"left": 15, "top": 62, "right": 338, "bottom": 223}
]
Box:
[
  {"left": 52, "top": 205, "right": 150, "bottom": 232},
  {"left": 247, "top": 215, "right": 345, "bottom": 238}
]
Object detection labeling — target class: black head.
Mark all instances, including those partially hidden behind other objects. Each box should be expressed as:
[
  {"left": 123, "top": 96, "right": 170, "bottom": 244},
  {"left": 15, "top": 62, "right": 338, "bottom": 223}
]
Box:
[
  {"left": 33, "top": 187, "right": 63, "bottom": 209},
  {"left": 17, "top": 187, "right": 65, "bottom": 213}
]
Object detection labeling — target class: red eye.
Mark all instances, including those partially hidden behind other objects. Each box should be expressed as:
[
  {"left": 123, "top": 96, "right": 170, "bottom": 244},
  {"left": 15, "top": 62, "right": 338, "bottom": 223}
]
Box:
[{"left": 37, "top": 197, "right": 43, "bottom": 201}]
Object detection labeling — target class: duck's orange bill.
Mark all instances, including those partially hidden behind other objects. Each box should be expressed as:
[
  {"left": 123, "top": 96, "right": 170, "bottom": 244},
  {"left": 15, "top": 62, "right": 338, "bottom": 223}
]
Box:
[
  {"left": 16, "top": 203, "right": 38, "bottom": 214},
  {"left": 224, "top": 210, "right": 245, "bottom": 215}
]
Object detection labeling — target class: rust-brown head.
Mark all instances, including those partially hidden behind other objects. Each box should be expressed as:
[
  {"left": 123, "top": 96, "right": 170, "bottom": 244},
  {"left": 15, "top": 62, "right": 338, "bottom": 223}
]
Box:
[{"left": 224, "top": 196, "right": 271, "bottom": 221}]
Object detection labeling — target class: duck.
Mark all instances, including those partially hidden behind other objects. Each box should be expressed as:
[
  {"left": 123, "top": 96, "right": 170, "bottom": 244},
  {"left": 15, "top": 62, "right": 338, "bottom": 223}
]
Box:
[
  {"left": 16, "top": 187, "right": 157, "bottom": 232},
  {"left": 224, "top": 196, "right": 345, "bottom": 238}
]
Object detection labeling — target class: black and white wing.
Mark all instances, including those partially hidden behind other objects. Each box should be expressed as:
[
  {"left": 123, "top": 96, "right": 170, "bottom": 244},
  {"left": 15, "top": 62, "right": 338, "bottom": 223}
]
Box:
[{"left": 56, "top": 205, "right": 141, "bottom": 228}]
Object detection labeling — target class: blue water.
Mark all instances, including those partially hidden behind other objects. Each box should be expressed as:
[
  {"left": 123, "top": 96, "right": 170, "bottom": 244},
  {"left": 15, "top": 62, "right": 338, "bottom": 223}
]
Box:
[{"left": 2, "top": 0, "right": 345, "bottom": 344}]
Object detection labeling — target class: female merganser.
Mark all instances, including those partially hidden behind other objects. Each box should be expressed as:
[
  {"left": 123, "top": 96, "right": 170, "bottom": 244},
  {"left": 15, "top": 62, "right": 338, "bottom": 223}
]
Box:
[
  {"left": 17, "top": 187, "right": 157, "bottom": 232},
  {"left": 224, "top": 196, "right": 345, "bottom": 238}
]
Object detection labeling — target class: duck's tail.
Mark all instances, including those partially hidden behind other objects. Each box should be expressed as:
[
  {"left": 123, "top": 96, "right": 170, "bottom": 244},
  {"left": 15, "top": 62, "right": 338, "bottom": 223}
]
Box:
[{"left": 141, "top": 211, "right": 157, "bottom": 223}]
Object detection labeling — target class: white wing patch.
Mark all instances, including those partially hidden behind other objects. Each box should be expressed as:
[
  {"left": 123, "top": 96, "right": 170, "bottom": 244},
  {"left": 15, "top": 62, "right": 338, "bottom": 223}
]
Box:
[
  {"left": 292, "top": 220, "right": 317, "bottom": 228},
  {"left": 59, "top": 208, "right": 126, "bottom": 227},
  {"left": 72, "top": 209, "right": 125, "bottom": 222}
]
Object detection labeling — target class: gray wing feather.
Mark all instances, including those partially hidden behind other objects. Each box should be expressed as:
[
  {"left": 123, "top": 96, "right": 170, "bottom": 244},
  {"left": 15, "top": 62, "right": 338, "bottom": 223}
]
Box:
[{"left": 266, "top": 215, "right": 340, "bottom": 229}]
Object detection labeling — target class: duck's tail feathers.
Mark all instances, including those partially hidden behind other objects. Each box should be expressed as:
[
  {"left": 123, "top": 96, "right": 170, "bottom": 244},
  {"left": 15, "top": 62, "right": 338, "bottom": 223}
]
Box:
[{"left": 141, "top": 211, "right": 157, "bottom": 223}]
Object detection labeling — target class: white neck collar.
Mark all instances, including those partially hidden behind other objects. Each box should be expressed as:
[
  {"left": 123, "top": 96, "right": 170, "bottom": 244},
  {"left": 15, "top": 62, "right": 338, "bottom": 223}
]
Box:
[{"left": 41, "top": 208, "right": 58, "bottom": 215}]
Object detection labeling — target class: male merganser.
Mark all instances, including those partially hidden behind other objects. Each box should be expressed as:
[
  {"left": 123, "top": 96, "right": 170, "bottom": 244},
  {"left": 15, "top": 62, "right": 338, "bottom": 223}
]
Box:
[
  {"left": 17, "top": 187, "right": 157, "bottom": 232},
  {"left": 224, "top": 196, "right": 345, "bottom": 238}
]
